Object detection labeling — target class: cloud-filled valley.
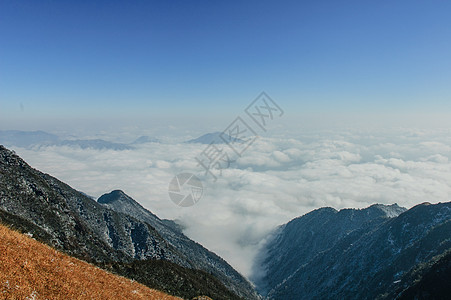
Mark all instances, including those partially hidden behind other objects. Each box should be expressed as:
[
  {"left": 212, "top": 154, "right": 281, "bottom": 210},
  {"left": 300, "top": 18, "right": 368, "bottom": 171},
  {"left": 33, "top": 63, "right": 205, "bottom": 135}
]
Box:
[{"left": 8, "top": 127, "right": 451, "bottom": 278}]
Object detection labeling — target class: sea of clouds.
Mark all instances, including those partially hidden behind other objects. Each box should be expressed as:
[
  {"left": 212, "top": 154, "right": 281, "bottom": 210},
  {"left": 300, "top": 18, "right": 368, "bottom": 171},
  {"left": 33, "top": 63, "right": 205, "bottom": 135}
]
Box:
[{"left": 11, "top": 126, "right": 451, "bottom": 279}]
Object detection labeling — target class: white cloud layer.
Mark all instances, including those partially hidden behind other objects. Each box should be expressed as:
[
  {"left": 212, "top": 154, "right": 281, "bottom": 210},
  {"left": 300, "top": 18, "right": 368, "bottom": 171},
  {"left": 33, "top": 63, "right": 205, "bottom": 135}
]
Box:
[{"left": 11, "top": 127, "right": 451, "bottom": 278}]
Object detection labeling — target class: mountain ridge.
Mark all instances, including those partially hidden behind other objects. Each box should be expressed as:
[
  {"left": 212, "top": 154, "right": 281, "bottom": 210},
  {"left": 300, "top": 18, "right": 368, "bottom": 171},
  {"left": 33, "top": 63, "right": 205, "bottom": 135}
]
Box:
[
  {"left": 254, "top": 200, "right": 451, "bottom": 299},
  {"left": 0, "top": 130, "right": 160, "bottom": 150},
  {"left": 252, "top": 203, "right": 407, "bottom": 296},
  {"left": 97, "top": 189, "right": 257, "bottom": 299},
  {"left": 0, "top": 144, "right": 257, "bottom": 299}
]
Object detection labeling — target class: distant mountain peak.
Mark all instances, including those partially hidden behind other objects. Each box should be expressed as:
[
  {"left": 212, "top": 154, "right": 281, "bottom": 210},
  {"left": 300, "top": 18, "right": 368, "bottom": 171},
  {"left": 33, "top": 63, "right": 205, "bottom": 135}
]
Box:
[
  {"left": 97, "top": 190, "right": 135, "bottom": 205},
  {"left": 367, "top": 203, "right": 407, "bottom": 218},
  {"left": 185, "top": 132, "right": 245, "bottom": 144},
  {"left": 292, "top": 203, "right": 406, "bottom": 223}
]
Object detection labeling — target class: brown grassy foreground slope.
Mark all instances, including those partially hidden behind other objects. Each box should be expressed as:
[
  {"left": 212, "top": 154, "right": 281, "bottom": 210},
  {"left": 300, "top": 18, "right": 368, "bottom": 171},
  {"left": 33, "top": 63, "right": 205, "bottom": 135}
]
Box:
[{"left": 0, "top": 223, "right": 179, "bottom": 300}]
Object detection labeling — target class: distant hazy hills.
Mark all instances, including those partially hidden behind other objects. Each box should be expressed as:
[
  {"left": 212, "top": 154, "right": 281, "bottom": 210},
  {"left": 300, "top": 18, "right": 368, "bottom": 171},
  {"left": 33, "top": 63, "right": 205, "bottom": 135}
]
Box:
[
  {"left": 0, "top": 130, "right": 161, "bottom": 150},
  {"left": 0, "top": 130, "right": 59, "bottom": 148},
  {"left": 254, "top": 202, "right": 451, "bottom": 299},
  {"left": 0, "top": 129, "right": 245, "bottom": 149},
  {"left": 185, "top": 131, "right": 245, "bottom": 144},
  {"left": 0, "top": 145, "right": 258, "bottom": 299}
]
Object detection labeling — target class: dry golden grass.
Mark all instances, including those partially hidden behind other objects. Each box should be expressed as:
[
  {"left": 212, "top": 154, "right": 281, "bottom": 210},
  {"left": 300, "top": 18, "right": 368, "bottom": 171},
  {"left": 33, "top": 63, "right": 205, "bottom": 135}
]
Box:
[{"left": 0, "top": 224, "right": 180, "bottom": 300}]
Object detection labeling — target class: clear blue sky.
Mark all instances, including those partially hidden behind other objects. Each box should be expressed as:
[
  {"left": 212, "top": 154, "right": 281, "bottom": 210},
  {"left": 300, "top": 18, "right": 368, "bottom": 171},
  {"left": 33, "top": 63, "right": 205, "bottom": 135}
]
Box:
[{"left": 1, "top": 0, "right": 451, "bottom": 123}]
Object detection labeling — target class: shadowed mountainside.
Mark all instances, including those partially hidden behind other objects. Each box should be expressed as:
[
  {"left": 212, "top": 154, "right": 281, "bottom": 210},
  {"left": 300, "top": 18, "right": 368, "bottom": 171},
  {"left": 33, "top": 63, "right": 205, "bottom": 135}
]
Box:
[{"left": 255, "top": 202, "right": 451, "bottom": 299}]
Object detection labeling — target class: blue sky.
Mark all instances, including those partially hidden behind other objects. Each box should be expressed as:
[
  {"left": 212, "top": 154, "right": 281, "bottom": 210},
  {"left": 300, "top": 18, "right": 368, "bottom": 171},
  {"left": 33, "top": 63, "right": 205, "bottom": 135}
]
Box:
[{"left": 1, "top": 0, "right": 451, "bottom": 125}]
